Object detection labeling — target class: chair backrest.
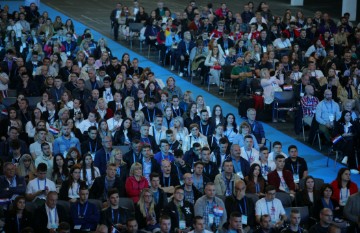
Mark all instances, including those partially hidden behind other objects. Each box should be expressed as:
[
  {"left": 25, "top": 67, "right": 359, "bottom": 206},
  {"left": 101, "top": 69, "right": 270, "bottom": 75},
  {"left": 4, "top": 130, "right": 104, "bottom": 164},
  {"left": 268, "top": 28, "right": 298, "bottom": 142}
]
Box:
[
  {"left": 88, "top": 198, "right": 103, "bottom": 212},
  {"left": 7, "top": 90, "right": 17, "bottom": 98},
  {"left": 216, "top": 195, "right": 226, "bottom": 203},
  {"left": 274, "top": 91, "right": 294, "bottom": 104},
  {"left": 113, "top": 146, "right": 130, "bottom": 155},
  {"left": 57, "top": 200, "right": 71, "bottom": 214},
  {"left": 275, "top": 192, "right": 292, "bottom": 208},
  {"left": 299, "top": 178, "right": 324, "bottom": 191},
  {"left": 2, "top": 97, "right": 16, "bottom": 107},
  {"left": 245, "top": 193, "right": 259, "bottom": 204},
  {"left": 27, "top": 97, "right": 42, "bottom": 109},
  {"left": 119, "top": 197, "right": 135, "bottom": 215},
  {"left": 129, "top": 23, "right": 144, "bottom": 32},
  {"left": 220, "top": 65, "right": 234, "bottom": 81}
]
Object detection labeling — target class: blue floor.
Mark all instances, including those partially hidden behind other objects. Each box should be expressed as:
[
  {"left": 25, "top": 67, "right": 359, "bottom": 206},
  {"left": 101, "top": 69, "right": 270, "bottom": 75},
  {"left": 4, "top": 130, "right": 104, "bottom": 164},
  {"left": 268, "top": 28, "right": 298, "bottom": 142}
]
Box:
[{"left": 4, "top": 1, "right": 359, "bottom": 185}]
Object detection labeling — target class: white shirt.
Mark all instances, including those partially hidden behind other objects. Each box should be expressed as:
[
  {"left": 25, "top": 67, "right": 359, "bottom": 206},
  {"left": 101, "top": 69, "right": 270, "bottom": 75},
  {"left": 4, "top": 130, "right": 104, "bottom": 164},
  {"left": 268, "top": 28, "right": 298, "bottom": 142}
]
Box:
[
  {"left": 26, "top": 122, "right": 50, "bottom": 138},
  {"left": 255, "top": 197, "right": 285, "bottom": 223},
  {"left": 45, "top": 205, "right": 59, "bottom": 229},
  {"left": 240, "top": 147, "right": 259, "bottom": 164},
  {"left": 273, "top": 38, "right": 291, "bottom": 49},
  {"left": 26, "top": 178, "right": 56, "bottom": 200},
  {"left": 30, "top": 142, "right": 53, "bottom": 159},
  {"left": 0, "top": 72, "right": 9, "bottom": 91},
  {"left": 107, "top": 117, "right": 123, "bottom": 136},
  {"left": 149, "top": 126, "right": 167, "bottom": 145},
  {"left": 182, "top": 133, "right": 209, "bottom": 152},
  {"left": 34, "top": 155, "right": 54, "bottom": 178},
  {"left": 78, "top": 119, "right": 98, "bottom": 134},
  {"left": 80, "top": 167, "right": 101, "bottom": 187}
]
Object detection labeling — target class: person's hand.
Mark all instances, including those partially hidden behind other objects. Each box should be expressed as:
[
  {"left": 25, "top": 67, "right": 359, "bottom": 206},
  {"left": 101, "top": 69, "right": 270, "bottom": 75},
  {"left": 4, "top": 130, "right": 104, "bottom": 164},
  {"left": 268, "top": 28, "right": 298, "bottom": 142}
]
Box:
[
  {"left": 115, "top": 223, "right": 125, "bottom": 229},
  {"left": 69, "top": 198, "right": 77, "bottom": 203},
  {"left": 180, "top": 55, "right": 185, "bottom": 60}
]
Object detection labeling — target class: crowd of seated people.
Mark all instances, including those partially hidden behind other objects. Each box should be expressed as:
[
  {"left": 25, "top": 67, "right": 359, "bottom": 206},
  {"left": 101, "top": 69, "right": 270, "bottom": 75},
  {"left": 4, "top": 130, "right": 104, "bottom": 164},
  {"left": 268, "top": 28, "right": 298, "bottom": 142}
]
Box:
[{"left": 0, "top": 1, "right": 359, "bottom": 233}]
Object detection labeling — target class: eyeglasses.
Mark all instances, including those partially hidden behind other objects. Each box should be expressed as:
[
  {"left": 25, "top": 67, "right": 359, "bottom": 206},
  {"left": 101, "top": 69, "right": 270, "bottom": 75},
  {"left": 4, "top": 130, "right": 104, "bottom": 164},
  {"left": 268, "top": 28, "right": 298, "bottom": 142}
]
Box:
[{"left": 267, "top": 192, "right": 276, "bottom": 195}]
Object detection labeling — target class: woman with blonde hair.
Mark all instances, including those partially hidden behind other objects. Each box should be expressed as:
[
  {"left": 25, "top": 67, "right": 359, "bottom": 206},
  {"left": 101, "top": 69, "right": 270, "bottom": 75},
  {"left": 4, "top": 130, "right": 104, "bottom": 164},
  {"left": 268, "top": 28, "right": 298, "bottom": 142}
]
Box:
[
  {"left": 16, "top": 154, "right": 36, "bottom": 183},
  {"left": 113, "top": 73, "right": 125, "bottom": 91},
  {"left": 125, "top": 162, "right": 149, "bottom": 203},
  {"left": 122, "top": 96, "right": 136, "bottom": 120},
  {"left": 94, "top": 37, "right": 112, "bottom": 60},
  {"left": 195, "top": 95, "right": 211, "bottom": 117},
  {"left": 132, "top": 110, "right": 146, "bottom": 133},
  {"left": 204, "top": 46, "right": 225, "bottom": 90},
  {"left": 135, "top": 188, "right": 160, "bottom": 231},
  {"left": 172, "top": 116, "right": 188, "bottom": 144},
  {"left": 109, "top": 148, "right": 128, "bottom": 182}
]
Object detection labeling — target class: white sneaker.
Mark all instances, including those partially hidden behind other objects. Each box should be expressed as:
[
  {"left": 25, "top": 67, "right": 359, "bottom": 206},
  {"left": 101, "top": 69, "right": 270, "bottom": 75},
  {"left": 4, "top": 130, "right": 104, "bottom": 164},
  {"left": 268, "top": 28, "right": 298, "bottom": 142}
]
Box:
[
  {"left": 171, "top": 66, "right": 174, "bottom": 71},
  {"left": 341, "top": 156, "right": 348, "bottom": 164},
  {"left": 179, "top": 72, "right": 183, "bottom": 77}
]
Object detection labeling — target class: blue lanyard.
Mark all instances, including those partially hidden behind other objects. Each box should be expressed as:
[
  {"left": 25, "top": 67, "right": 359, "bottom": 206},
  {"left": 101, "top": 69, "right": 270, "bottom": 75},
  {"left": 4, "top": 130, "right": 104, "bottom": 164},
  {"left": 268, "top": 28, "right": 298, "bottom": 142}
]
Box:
[
  {"left": 161, "top": 152, "right": 169, "bottom": 161},
  {"left": 112, "top": 208, "right": 120, "bottom": 223},
  {"left": 163, "top": 176, "right": 171, "bottom": 187},
  {"left": 225, "top": 128, "right": 233, "bottom": 138},
  {"left": 204, "top": 164, "right": 211, "bottom": 174},
  {"left": 340, "top": 188, "right": 349, "bottom": 200},
  {"left": 265, "top": 201, "right": 274, "bottom": 215},
  {"left": 141, "top": 137, "right": 150, "bottom": 144},
  {"left": 89, "top": 142, "right": 97, "bottom": 153},
  {"left": 37, "top": 178, "right": 46, "bottom": 190},
  {"left": 255, "top": 183, "right": 260, "bottom": 193},
  {"left": 324, "top": 101, "right": 333, "bottom": 113},
  {"left": 239, "top": 197, "right": 247, "bottom": 215},
  {"left": 71, "top": 182, "right": 80, "bottom": 196},
  {"left": 147, "top": 108, "right": 155, "bottom": 122},
  {"left": 291, "top": 163, "right": 299, "bottom": 174},
  {"left": 200, "top": 124, "right": 209, "bottom": 136},
  {"left": 133, "top": 153, "right": 139, "bottom": 163},
  {"left": 16, "top": 216, "right": 20, "bottom": 233},
  {"left": 78, "top": 202, "right": 88, "bottom": 217},
  {"left": 245, "top": 150, "right": 253, "bottom": 163},
  {"left": 48, "top": 208, "right": 57, "bottom": 225},
  {"left": 173, "top": 107, "right": 180, "bottom": 117}
]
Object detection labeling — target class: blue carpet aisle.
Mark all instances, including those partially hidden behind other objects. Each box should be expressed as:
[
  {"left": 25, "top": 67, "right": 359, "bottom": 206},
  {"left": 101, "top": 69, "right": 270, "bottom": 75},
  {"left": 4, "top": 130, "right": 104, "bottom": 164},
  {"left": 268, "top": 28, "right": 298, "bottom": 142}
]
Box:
[{"left": 4, "top": 1, "right": 359, "bottom": 185}]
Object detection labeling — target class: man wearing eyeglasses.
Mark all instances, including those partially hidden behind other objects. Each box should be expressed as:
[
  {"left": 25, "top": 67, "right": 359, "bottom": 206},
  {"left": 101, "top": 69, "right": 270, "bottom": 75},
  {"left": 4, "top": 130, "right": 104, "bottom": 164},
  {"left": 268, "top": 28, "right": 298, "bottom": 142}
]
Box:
[
  {"left": 162, "top": 186, "right": 194, "bottom": 232},
  {"left": 224, "top": 180, "right": 255, "bottom": 232},
  {"left": 309, "top": 208, "right": 333, "bottom": 233},
  {"left": 255, "top": 185, "right": 286, "bottom": 230}
]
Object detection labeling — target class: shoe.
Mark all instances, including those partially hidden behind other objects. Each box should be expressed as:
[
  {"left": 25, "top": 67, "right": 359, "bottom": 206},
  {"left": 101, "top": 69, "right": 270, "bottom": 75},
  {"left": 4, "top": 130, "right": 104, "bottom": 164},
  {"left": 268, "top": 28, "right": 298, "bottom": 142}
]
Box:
[
  {"left": 341, "top": 156, "right": 348, "bottom": 164},
  {"left": 171, "top": 66, "right": 174, "bottom": 71},
  {"left": 272, "top": 119, "right": 278, "bottom": 123},
  {"left": 179, "top": 72, "right": 183, "bottom": 77},
  {"left": 280, "top": 119, "right": 286, "bottom": 123}
]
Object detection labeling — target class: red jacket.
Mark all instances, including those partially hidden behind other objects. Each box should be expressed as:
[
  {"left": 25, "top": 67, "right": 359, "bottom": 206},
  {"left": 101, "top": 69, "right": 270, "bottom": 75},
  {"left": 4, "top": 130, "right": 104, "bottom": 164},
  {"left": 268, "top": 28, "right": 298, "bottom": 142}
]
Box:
[
  {"left": 125, "top": 176, "right": 149, "bottom": 203},
  {"left": 267, "top": 169, "right": 296, "bottom": 192},
  {"left": 330, "top": 180, "right": 358, "bottom": 203}
]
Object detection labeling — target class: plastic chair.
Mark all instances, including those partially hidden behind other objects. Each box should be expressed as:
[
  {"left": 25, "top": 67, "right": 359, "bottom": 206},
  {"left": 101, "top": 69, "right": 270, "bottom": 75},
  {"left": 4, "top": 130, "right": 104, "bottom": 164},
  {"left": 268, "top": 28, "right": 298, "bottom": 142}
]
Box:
[
  {"left": 220, "top": 65, "right": 235, "bottom": 97},
  {"left": 2, "top": 97, "right": 16, "bottom": 107},
  {"left": 119, "top": 197, "right": 135, "bottom": 216},
  {"left": 128, "top": 23, "right": 144, "bottom": 49},
  {"left": 275, "top": 192, "right": 292, "bottom": 208},
  {"left": 245, "top": 193, "right": 259, "bottom": 204},
  {"left": 273, "top": 91, "right": 295, "bottom": 121}
]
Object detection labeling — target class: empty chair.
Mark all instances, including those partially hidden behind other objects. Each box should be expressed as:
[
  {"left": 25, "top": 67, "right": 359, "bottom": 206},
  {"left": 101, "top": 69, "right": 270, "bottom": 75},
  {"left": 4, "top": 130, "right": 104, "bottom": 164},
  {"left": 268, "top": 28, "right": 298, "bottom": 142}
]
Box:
[
  {"left": 119, "top": 197, "right": 135, "bottom": 216},
  {"left": 245, "top": 193, "right": 259, "bottom": 204},
  {"left": 273, "top": 91, "right": 295, "bottom": 121},
  {"left": 275, "top": 192, "right": 292, "bottom": 208}
]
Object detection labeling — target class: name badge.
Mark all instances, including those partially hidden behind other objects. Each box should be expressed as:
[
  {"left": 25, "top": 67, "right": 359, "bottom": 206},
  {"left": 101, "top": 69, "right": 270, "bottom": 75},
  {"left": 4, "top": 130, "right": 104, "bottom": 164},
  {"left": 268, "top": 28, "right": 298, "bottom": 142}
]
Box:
[
  {"left": 242, "top": 215, "right": 248, "bottom": 225},
  {"left": 51, "top": 224, "right": 58, "bottom": 229},
  {"left": 293, "top": 174, "right": 299, "bottom": 183},
  {"left": 208, "top": 214, "right": 214, "bottom": 224},
  {"left": 63, "top": 151, "right": 67, "bottom": 158},
  {"left": 90, "top": 153, "right": 95, "bottom": 160},
  {"left": 179, "top": 220, "right": 186, "bottom": 229},
  {"left": 262, "top": 46, "right": 267, "bottom": 53},
  {"left": 74, "top": 225, "right": 82, "bottom": 230},
  {"left": 300, "top": 93, "right": 304, "bottom": 97},
  {"left": 66, "top": 51, "right": 71, "bottom": 56}
]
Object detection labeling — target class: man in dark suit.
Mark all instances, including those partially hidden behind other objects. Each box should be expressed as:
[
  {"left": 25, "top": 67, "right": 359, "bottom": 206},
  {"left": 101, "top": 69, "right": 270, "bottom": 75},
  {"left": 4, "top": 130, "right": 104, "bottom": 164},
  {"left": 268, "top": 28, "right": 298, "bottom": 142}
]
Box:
[
  {"left": 140, "top": 144, "right": 161, "bottom": 179},
  {"left": 41, "top": 99, "right": 59, "bottom": 126},
  {"left": 160, "top": 159, "right": 181, "bottom": 196},
  {"left": 149, "top": 172, "right": 168, "bottom": 210},
  {"left": 107, "top": 91, "right": 123, "bottom": 114},
  {"left": 100, "top": 188, "right": 130, "bottom": 232},
  {"left": 81, "top": 126, "right": 103, "bottom": 156},
  {"left": 90, "top": 163, "right": 125, "bottom": 203},
  {"left": 134, "top": 124, "right": 159, "bottom": 153},
  {"left": 224, "top": 180, "right": 256, "bottom": 230},
  {"left": 127, "top": 58, "right": 144, "bottom": 77},
  {"left": 72, "top": 78, "right": 92, "bottom": 105},
  {"left": 110, "top": 3, "right": 122, "bottom": 41},
  {"left": 0, "top": 162, "right": 26, "bottom": 199},
  {"left": 94, "top": 136, "right": 113, "bottom": 175},
  {"left": 59, "top": 59, "right": 73, "bottom": 82},
  {"left": 106, "top": 57, "right": 121, "bottom": 80},
  {"left": 200, "top": 147, "right": 219, "bottom": 181},
  {"left": 217, "top": 30, "right": 235, "bottom": 53},
  {"left": 33, "top": 191, "right": 69, "bottom": 233},
  {"left": 0, "top": 129, "right": 29, "bottom": 158},
  {"left": 230, "top": 144, "right": 250, "bottom": 179},
  {"left": 123, "top": 139, "right": 143, "bottom": 171}
]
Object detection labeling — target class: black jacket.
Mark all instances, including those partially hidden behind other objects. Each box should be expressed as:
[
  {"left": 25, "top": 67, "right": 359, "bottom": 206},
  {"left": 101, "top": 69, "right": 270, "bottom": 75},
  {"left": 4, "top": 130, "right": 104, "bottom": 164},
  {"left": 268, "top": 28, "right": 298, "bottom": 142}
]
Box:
[
  {"left": 225, "top": 195, "right": 256, "bottom": 228},
  {"left": 162, "top": 200, "right": 194, "bottom": 231},
  {"left": 33, "top": 204, "right": 69, "bottom": 233},
  {"left": 89, "top": 175, "right": 125, "bottom": 201},
  {"left": 100, "top": 206, "right": 130, "bottom": 230}
]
